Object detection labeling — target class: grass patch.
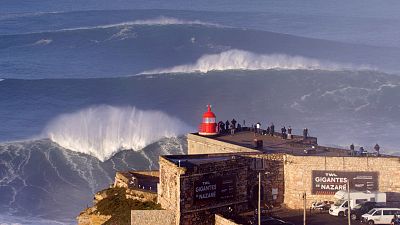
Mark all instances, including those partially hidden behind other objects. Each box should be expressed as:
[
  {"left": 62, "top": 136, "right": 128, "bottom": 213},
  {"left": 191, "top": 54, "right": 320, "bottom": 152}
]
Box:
[{"left": 95, "top": 187, "right": 161, "bottom": 225}]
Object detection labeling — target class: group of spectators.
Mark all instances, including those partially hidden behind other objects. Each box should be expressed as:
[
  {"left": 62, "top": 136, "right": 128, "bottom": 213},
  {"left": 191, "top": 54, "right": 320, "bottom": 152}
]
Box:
[
  {"left": 349, "top": 143, "right": 381, "bottom": 156},
  {"left": 217, "top": 119, "right": 310, "bottom": 140},
  {"left": 218, "top": 119, "right": 243, "bottom": 135},
  {"left": 217, "top": 118, "right": 383, "bottom": 157}
]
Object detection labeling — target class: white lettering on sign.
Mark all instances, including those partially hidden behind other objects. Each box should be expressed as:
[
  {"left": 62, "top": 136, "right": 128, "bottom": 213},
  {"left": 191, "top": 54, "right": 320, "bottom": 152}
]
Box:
[
  {"left": 320, "top": 184, "right": 347, "bottom": 190},
  {"left": 195, "top": 184, "right": 217, "bottom": 192},
  {"left": 312, "top": 171, "right": 378, "bottom": 195},
  {"left": 195, "top": 180, "right": 217, "bottom": 201},
  {"left": 196, "top": 191, "right": 216, "bottom": 200},
  {"left": 315, "top": 177, "right": 348, "bottom": 183}
]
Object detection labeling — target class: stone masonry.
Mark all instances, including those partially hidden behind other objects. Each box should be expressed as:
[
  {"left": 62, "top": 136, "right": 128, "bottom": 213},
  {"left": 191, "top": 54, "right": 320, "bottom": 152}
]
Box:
[
  {"left": 131, "top": 210, "right": 175, "bottom": 225},
  {"left": 284, "top": 155, "right": 400, "bottom": 208}
]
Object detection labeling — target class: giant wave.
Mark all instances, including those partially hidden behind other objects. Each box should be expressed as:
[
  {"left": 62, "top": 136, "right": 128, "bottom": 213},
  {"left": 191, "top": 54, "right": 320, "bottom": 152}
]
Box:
[
  {"left": 45, "top": 105, "right": 191, "bottom": 161},
  {"left": 141, "top": 49, "right": 373, "bottom": 74}
]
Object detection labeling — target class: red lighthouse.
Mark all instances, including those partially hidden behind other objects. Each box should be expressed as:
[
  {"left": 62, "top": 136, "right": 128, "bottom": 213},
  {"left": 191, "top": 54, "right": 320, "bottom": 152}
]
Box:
[{"left": 199, "top": 105, "right": 218, "bottom": 136}]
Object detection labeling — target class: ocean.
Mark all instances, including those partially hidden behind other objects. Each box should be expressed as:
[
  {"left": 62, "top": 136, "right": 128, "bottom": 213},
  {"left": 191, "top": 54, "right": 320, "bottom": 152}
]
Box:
[{"left": 1, "top": 0, "right": 400, "bottom": 224}]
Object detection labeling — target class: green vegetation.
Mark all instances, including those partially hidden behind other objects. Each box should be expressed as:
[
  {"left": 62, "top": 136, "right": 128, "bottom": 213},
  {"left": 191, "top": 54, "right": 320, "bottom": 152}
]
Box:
[{"left": 95, "top": 187, "right": 162, "bottom": 225}]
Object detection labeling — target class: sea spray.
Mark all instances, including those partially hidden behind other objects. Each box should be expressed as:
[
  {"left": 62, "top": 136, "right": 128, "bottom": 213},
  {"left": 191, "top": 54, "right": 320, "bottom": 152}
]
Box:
[
  {"left": 141, "top": 49, "right": 372, "bottom": 74},
  {"left": 45, "top": 105, "right": 192, "bottom": 161},
  {"left": 21, "top": 16, "right": 221, "bottom": 35}
]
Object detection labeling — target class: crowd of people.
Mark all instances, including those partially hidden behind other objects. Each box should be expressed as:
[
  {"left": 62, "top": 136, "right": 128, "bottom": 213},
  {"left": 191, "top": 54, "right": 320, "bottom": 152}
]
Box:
[
  {"left": 217, "top": 119, "right": 310, "bottom": 140},
  {"left": 216, "top": 118, "right": 382, "bottom": 156},
  {"left": 349, "top": 143, "right": 381, "bottom": 156},
  {"left": 217, "top": 119, "right": 243, "bottom": 135}
]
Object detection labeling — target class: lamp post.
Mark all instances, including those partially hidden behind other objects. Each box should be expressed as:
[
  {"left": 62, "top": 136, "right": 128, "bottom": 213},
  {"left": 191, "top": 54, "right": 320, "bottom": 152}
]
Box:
[
  {"left": 258, "top": 171, "right": 271, "bottom": 225},
  {"left": 348, "top": 180, "right": 351, "bottom": 225},
  {"left": 303, "top": 192, "right": 306, "bottom": 225},
  {"left": 258, "top": 172, "right": 261, "bottom": 225}
]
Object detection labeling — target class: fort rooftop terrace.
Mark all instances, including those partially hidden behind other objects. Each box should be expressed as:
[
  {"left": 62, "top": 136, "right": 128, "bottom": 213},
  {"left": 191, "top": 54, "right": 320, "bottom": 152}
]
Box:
[{"left": 190, "top": 129, "right": 396, "bottom": 158}]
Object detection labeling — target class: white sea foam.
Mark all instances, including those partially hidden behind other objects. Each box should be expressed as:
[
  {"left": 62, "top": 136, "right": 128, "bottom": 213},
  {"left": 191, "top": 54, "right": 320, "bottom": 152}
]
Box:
[
  {"left": 32, "top": 39, "right": 52, "bottom": 46},
  {"left": 141, "top": 49, "right": 371, "bottom": 74},
  {"left": 59, "top": 16, "right": 220, "bottom": 32},
  {"left": 45, "top": 105, "right": 191, "bottom": 161},
  {"left": 4, "top": 16, "right": 221, "bottom": 36}
]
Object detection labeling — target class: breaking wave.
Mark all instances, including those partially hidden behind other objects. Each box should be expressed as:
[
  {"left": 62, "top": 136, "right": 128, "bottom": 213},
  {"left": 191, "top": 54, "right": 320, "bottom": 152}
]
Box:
[
  {"left": 14, "top": 16, "right": 221, "bottom": 35},
  {"left": 62, "top": 16, "right": 220, "bottom": 31},
  {"left": 45, "top": 105, "right": 191, "bottom": 161},
  {"left": 141, "top": 49, "right": 372, "bottom": 74}
]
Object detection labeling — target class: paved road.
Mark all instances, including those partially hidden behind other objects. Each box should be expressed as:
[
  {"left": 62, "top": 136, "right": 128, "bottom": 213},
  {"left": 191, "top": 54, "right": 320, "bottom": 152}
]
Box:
[{"left": 283, "top": 213, "right": 364, "bottom": 225}]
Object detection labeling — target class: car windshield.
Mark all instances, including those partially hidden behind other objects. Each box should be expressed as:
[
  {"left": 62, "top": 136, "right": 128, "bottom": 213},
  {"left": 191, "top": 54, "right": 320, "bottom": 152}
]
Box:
[
  {"left": 334, "top": 200, "right": 344, "bottom": 206},
  {"left": 367, "top": 209, "right": 376, "bottom": 215},
  {"left": 354, "top": 204, "right": 362, "bottom": 209}
]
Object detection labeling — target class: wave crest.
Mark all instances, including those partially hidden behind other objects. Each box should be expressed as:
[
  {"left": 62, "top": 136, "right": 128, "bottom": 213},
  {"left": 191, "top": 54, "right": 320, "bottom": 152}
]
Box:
[
  {"left": 45, "top": 105, "right": 191, "bottom": 161},
  {"left": 141, "top": 49, "right": 371, "bottom": 74},
  {"left": 44, "top": 16, "right": 220, "bottom": 34}
]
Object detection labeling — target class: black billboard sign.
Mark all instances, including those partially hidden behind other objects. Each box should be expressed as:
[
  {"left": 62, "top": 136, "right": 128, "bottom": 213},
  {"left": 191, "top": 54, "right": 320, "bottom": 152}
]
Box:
[
  {"left": 312, "top": 171, "right": 378, "bottom": 195},
  {"left": 194, "top": 175, "right": 236, "bottom": 203}
]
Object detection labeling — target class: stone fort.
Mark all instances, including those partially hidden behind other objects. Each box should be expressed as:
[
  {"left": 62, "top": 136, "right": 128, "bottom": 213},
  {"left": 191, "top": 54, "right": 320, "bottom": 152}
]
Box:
[
  {"left": 125, "top": 128, "right": 400, "bottom": 225},
  {"left": 123, "top": 104, "right": 400, "bottom": 225}
]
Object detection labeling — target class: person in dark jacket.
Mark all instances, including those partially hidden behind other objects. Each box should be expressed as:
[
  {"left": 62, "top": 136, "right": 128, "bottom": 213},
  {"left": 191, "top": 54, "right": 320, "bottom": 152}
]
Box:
[
  {"left": 374, "top": 143, "right": 380, "bottom": 156},
  {"left": 231, "top": 119, "right": 237, "bottom": 129},
  {"left": 281, "top": 127, "right": 286, "bottom": 139},
  {"left": 219, "top": 121, "right": 225, "bottom": 133},
  {"left": 303, "top": 128, "right": 308, "bottom": 140},
  {"left": 225, "top": 120, "right": 230, "bottom": 134},
  {"left": 391, "top": 214, "right": 400, "bottom": 225},
  {"left": 350, "top": 143, "right": 355, "bottom": 156},
  {"left": 288, "top": 126, "right": 292, "bottom": 134},
  {"left": 270, "top": 123, "right": 275, "bottom": 136}
]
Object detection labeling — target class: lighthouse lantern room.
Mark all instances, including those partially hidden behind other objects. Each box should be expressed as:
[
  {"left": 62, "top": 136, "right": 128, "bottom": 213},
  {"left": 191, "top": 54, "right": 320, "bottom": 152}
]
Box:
[{"left": 198, "top": 105, "right": 218, "bottom": 136}]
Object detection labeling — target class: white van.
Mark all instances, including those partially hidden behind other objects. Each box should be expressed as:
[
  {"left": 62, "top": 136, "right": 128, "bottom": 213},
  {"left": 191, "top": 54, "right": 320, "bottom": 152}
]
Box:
[
  {"left": 329, "top": 191, "right": 386, "bottom": 217},
  {"left": 361, "top": 208, "right": 400, "bottom": 225}
]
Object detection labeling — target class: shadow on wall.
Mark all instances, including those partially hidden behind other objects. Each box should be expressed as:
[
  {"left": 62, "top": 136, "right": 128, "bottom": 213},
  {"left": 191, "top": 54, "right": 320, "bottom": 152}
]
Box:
[{"left": 386, "top": 192, "right": 400, "bottom": 207}]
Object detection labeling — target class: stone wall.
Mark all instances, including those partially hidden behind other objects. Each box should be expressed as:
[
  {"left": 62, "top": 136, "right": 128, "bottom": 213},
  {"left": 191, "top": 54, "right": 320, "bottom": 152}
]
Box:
[
  {"left": 246, "top": 154, "right": 285, "bottom": 207},
  {"left": 114, "top": 171, "right": 130, "bottom": 188},
  {"left": 158, "top": 153, "right": 287, "bottom": 225},
  {"left": 214, "top": 214, "right": 241, "bottom": 225},
  {"left": 158, "top": 157, "right": 185, "bottom": 225},
  {"left": 114, "top": 170, "right": 159, "bottom": 189},
  {"left": 178, "top": 156, "right": 250, "bottom": 225},
  {"left": 284, "top": 155, "right": 400, "bottom": 208},
  {"left": 131, "top": 210, "right": 175, "bottom": 225},
  {"left": 126, "top": 188, "right": 157, "bottom": 202},
  {"left": 187, "top": 134, "right": 260, "bottom": 155},
  {"left": 77, "top": 213, "right": 111, "bottom": 225}
]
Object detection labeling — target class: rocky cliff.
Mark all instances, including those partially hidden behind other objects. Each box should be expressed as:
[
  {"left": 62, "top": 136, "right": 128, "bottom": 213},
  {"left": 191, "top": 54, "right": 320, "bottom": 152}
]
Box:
[{"left": 77, "top": 187, "right": 161, "bottom": 225}]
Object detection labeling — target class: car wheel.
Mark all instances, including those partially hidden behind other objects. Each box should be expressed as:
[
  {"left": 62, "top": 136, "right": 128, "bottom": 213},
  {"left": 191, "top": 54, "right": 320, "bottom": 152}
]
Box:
[
  {"left": 351, "top": 214, "right": 357, "bottom": 220},
  {"left": 368, "top": 220, "right": 374, "bottom": 225},
  {"left": 338, "top": 211, "right": 344, "bottom": 217}
]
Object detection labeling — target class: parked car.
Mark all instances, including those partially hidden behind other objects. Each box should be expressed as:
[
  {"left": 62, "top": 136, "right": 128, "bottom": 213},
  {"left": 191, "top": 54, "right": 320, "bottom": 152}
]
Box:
[
  {"left": 361, "top": 208, "right": 400, "bottom": 224},
  {"left": 304, "top": 146, "right": 317, "bottom": 154},
  {"left": 311, "top": 201, "right": 332, "bottom": 211},
  {"left": 350, "top": 201, "right": 384, "bottom": 220},
  {"left": 329, "top": 191, "right": 386, "bottom": 217}
]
